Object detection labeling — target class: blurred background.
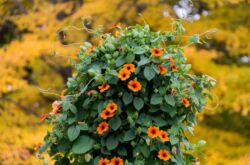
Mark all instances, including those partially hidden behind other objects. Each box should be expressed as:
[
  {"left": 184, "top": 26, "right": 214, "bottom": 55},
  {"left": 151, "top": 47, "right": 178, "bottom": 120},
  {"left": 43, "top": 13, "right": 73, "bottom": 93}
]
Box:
[{"left": 0, "top": 0, "right": 250, "bottom": 164}]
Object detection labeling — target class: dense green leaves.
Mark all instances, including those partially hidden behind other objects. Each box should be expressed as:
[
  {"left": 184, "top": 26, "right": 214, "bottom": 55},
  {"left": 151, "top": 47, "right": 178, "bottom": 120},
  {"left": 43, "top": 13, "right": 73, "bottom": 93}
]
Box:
[
  {"left": 72, "top": 135, "right": 94, "bottom": 154},
  {"left": 41, "top": 22, "right": 215, "bottom": 165}
]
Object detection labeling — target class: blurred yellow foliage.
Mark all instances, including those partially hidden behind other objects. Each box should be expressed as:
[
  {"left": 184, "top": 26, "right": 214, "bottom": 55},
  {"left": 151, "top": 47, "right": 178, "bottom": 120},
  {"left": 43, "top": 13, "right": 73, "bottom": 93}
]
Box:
[{"left": 0, "top": 0, "right": 249, "bottom": 164}]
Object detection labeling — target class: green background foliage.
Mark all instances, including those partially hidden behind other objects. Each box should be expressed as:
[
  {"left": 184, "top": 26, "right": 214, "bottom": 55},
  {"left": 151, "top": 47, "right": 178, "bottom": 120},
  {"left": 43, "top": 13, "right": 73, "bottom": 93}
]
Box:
[{"left": 0, "top": 0, "right": 250, "bottom": 164}]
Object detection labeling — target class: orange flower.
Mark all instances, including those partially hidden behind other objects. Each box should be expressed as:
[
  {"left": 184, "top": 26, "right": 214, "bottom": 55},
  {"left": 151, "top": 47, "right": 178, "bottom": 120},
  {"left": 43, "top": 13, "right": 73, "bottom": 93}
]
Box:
[
  {"left": 97, "top": 122, "right": 109, "bottom": 135},
  {"left": 98, "top": 82, "right": 110, "bottom": 93},
  {"left": 85, "top": 46, "right": 96, "bottom": 54},
  {"left": 51, "top": 100, "right": 61, "bottom": 115},
  {"left": 127, "top": 79, "right": 142, "bottom": 92},
  {"left": 158, "top": 65, "right": 167, "bottom": 75},
  {"left": 115, "top": 30, "right": 121, "bottom": 37},
  {"left": 118, "top": 68, "right": 131, "bottom": 81},
  {"left": 159, "top": 130, "right": 170, "bottom": 142},
  {"left": 123, "top": 64, "right": 135, "bottom": 73},
  {"left": 147, "top": 126, "right": 159, "bottom": 138},
  {"left": 110, "top": 157, "right": 124, "bottom": 165},
  {"left": 40, "top": 114, "right": 49, "bottom": 122},
  {"left": 171, "top": 63, "right": 178, "bottom": 72},
  {"left": 158, "top": 150, "right": 171, "bottom": 161},
  {"left": 106, "top": 101, "right": 118, "bottom": 113},
  {"left": 60, "top": 89, "right": 66, "bottom": 98},
  {"left": 110, "top": 22, "right": 123, "bottom": 29},
  {"left": 100, "top": 109, "right": 114, "bottom": 119},
  {"left": 151, "top": 48, "right": 163, "bottom": 57},
  {"left": 98, "top": 158, "right": 110, "bottom": 165},
  {"left": 182, "top": 98, "right": 190, "bottom": 108}
]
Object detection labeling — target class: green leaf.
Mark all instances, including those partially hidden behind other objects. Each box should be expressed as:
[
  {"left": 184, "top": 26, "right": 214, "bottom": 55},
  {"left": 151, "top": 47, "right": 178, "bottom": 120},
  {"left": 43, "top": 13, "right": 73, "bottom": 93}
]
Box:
[
  {"left": 150, "top": 94, "right": 163, "bottom": 105},
  {"left": 117, "top": 146, "right": 127, "bottom": 156},
  {"left": 116, "top": 56, "right": 125, "bottom": 67},
  {"left": 67, "top": 125, "right": 80, "bottom": 141},
  {"left": 122, "top": 92, "right": 133, "bottom": 105},
  {"left": 109, "top": 116, "right": 122, "bottom": 131},
  {"left": 126, "top": 53, "right": 135, "bottom": 63},
  {"left": 138, "top": 56, "right": 150, "bottom": 66},
  {"left": 144, "top": 66, "right": 155, "bottom": 81},
  {"left": 170, "top": 135, "right": 179, "bottom": 145},
  {"left": 164, "top": 95, "right": 175, "bottom": 107},
  {"left": 133, "top": 97, "right": 144, "bottom": 111},
  {"left": 134, "top": 47, "right": 145, "bottom": 54},
  {"left": 62, "top": 101, "right": 71, "bottom": 111},
  {"left": 123, "top": 130, "right": 136, "bottom": 141},
  {"left": 152, "top": 115, "right": 168, "bottom": 127},
  {"left": 78, "top": 123, "right": 89, "bottom": 131},
  {"left": 139, "top": 145, "right": 150, "bottom": 158},
  {"left": 72, "top": 135, "right": 94, "bottom": 154},
  {"left": 106, "top": 135, "right": 119, "bottom": 150},
  {"left": 160, "top": 105, "right": 176, "bottom": 117},
  {"left": 69, "top": 104, "right": 77, "bottom": 114}
]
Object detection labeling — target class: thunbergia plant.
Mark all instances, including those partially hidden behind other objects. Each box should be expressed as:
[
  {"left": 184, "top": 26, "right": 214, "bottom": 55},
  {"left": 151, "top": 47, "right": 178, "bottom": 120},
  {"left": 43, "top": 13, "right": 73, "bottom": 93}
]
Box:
[{"left": 39, "top": 22, "right": 216, "bottom": 165}]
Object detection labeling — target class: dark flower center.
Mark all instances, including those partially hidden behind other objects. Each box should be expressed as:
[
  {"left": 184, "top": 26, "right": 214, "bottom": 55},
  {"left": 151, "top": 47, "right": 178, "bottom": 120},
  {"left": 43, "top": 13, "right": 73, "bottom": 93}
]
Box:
[{"left": 115, "top": 160, "right": 119, "bottom": 165}]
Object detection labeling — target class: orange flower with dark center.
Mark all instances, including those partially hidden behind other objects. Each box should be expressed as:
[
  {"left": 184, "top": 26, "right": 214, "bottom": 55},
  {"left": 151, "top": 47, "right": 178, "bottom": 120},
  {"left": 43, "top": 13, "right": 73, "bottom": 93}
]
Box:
[
  {"left": 118, "top": 68, "right": 131, "bottom": 81},
  {"left": 100, "top": 109, "right": 114, "bottom": 119},
  {"left": 51, "top": 100, "right": 61, "bottom": 115},
  {"left": 106, "top": 101, "right": 118, "bottom": 113},
  {"left": 171, "top": 63, "right": 178, "bottom": 72},
  {"left": 97, "top": 122, "right": 109, "bottom": 135},
  {"left": 147, "top": 126, "right": 159, "bottom": 138},
  {"left": 127, "top": 79, "right": 142, "bottom": 92},
  {"left": 158, "top": 150, "right": 171, "bottom": 161},
  {"left": 158, "top": 65, "right": 167, "bottom": 75},
  {"left": 123, "top": 64, "right": 135, "bottom": 73},
  {"left": 98, "top": 158, "right": 110, "bottom": 165},
  {"left": 151, "top": 48, "right": 163, "bottom": 57},
  {"left": 110, "top": 157, "right": 123, "bottom": 165},
  {"left": 85, "top": 46, "right": 96, "bottom": 54},
  {"left": 159, "top": 130, "right": 170, "bottom": 142},
  {"left": 40, "top": 114, "right": 49, "bottom": 122},
  {"left": 182, "top": 98, "right": 190, "bottom": 108},
  {"left": 98, "top": 82, "right": 110, "bottom": 93}
]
